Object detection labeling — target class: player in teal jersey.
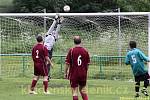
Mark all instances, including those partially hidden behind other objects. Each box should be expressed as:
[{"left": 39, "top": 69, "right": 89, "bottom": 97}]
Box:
[{"left": 125, "top": 41, "right": 150, "bottom": 97}]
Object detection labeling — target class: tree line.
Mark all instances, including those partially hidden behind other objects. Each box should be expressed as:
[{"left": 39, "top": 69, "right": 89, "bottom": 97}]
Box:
[{"left": 1, "top": 0, "right": 150, "bottom": 13}]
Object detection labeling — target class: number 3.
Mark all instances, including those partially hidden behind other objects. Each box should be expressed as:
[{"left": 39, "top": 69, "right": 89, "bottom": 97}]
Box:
[
  {"left": 77, "top": 55, "right": 82, "bottom": 66},
  {"left": 36, "top": 50, "right": 39, "bottom": 58}
]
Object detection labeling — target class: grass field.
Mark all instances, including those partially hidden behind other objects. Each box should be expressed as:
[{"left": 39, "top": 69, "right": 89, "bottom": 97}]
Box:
[
  {"left": 1, "top": 55, "right": 133, "bottom": 80},
  {"left": 1, "top": 55, "right": 148, "bottom": 100},
  {"left": 0, "top": 78, "right": 150, "bottom": 100}
]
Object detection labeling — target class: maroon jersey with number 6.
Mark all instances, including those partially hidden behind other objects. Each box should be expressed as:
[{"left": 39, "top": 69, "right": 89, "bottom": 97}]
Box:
[
  {"left": 32, "top": 43, "right": 48, "bottom": 76},
  {"left": 65, "top": 46, "right": 90, "bottom": 87}
]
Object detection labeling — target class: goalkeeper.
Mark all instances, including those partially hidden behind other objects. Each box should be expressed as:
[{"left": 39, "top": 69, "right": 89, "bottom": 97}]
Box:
[{"left": 44, "top": 15, "right": 63, "bottom": 81}]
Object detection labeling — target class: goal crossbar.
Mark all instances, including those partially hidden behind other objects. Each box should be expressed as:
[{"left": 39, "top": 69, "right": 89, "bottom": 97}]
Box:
[{"left": 0, "top": 12, "right": 150, "bottom": 16}]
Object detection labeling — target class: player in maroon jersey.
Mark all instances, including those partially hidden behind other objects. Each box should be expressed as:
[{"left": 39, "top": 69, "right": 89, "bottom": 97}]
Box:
[
  {"left": 65, "top": 36, "right": 90, "bottom": 100},
  {"left": 29, "top": 35, "right": 53, "bottom": 94}
]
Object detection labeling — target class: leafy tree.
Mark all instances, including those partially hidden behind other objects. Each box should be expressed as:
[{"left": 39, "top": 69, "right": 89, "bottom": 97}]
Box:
[
  {"left": 117, "top": 0, "right": 150, "bottom": 12},
  {"left": 12, "top": 0, "right": 119, "bottom": 12},
  {"left": 8, "top": 0, "right": 150, "bottom": 12}
]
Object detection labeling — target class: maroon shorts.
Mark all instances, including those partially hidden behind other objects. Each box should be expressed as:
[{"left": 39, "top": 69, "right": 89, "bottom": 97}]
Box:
[
  {"left": 70, "top": 76, "right": 87, "bottom": 88},
  {"left": 34, "top": 63, "right": 48, "bottom": 76}
]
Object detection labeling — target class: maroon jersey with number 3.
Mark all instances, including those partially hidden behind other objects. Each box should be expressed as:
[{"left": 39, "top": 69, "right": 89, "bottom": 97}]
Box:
[
  {"left": 32, "top": 43, "right": 48, "bottom": 76},
  {"left": 65, "top": 46, "right": 90, "bottom": 87}
]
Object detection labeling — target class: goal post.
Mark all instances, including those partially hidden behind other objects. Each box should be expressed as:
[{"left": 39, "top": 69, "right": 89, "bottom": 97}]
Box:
[
  {"left": 148, "top": 14, "right": 150, "bottom": 76},
  {"left": 0, "top": 32, "right": 1, "bottom": 77},
  {"left": 0, "top": 12, "right": 150, "bottom": 80}
]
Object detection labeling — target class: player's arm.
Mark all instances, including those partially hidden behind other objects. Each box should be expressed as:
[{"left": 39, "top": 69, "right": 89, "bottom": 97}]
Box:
[
  {"left": 31, "top": 47, "right": 34, "bottom": 59},
  {"left": 125, "top": 54, "right": 130, "bottom": 65},
  {"left": 64, "top": 63, "right": 70, "bottom": 79},
  {"left": 54, "top": 24, "right": 61, "bottom": 41},
  {"left": 87, "top": 51, "right": 90, "bottom": 70},
  {"left": 53, "top": 17, "right": 64, "bottom": 41},
  {"left": 46, "top": 15, "right": 59, "bottom": 35},
  {"left": 64, "top": 49, "right": 71, "bottom": 79},
  {"left": 45, "top": 56, "right": 53, "bottom": 68},
  {"left": 138, "top": 50, "right": 150, "bottom": 62},
  {"left": 32, "top": 47, "right": 36, "bottom": 61}
]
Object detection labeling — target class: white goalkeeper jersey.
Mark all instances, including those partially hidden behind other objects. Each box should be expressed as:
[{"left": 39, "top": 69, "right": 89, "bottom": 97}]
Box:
[
  {"left": 44, "top": 34, "right": 56, "bottom": 51},
  {"left": 44, "top": 18, "right": 61, "bottom": 51}
]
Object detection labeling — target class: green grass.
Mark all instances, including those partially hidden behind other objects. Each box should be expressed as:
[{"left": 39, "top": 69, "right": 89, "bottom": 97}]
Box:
[
  {"left": 0, "top": 78, "right": 150, "bottom": 100},
  {"left": 1, "top": 55, "right": 134, "bottom": 80},
  {"left": 1, "top": 55, "right": 148, "bottom": 100},
  {"left": 0, "top": 55, "right": 139, "bottom": 100}
]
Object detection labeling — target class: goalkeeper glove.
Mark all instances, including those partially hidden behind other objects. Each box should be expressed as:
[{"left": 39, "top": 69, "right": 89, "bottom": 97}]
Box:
[
  {"left": 55, "top": 14, "right": 60, "bottom": 20},
  {"left": 57, "top": 17, "right": 64, "bottom": 24}
]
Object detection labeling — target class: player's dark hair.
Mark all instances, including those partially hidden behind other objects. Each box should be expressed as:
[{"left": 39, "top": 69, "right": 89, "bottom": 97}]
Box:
[
  {"left": 36, "top": 35, "right": 43, "bottom": 42},
  {"left": 74, "top": 36, "right": 81, "bottom": 45},
  {"left": 129, "top": 41, "right": 136, "bottom": 48}
]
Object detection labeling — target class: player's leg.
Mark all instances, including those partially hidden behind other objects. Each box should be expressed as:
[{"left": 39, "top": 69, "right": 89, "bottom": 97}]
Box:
[
  {"left": 135, "top": 81, "right": 140, "bottom": 97},
  {"left": 141, "top": 80, "right": 149, "bottom": 96},
  {"left": 71, "top": 87, "right": 79, "bottom": 100},
  {"left": 79, "top": 86, "right": 88, "bottom": 100},
  {"left": 30, "top": 75, "right": 40, "bottom": 94},
  {"left": 134, "top": 75, "right": 140, "bottom": 97},
  {"left": 47, "top": 63, "right": 51, "bottom": 81},
  {"left": 79, "top": 80, "right": 88, "bottom": 100},
  {"left": 70, "top": 79, "right": 79, "bottom": 100},
  {"left": 30, "top": 64, "right": 41, "bottom": 94},
  {"left": 42, "top": 64, "right": 50, "bottom": 94},
  {"left": 47, "top": 49, "right": 53, "bottom": 81},
  {"left": 141, "top": 73, "right": 149, "bottom": 96},
  {"left": 43, "top": 76, "right": 50, "bottom": 94}
]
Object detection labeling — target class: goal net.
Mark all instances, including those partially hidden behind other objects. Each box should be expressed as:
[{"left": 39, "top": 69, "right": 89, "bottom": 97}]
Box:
[{"left": 0, "top": 13, "right": 150, "bottom": 81}]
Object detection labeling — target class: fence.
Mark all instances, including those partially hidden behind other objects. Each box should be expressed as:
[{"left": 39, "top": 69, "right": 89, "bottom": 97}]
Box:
[{"left": 0, "top": 54, "right": 133, "bottom": 80}]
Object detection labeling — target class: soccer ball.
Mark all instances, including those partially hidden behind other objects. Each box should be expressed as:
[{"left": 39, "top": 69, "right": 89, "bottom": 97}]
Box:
[{"left": 63, "top": 5, "right": 70, "bottom": 12}]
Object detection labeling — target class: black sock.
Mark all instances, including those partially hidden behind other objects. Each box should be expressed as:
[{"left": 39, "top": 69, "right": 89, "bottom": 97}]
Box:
[
  {"left": 144, "top": 80, "right": 149, "bottom": 88},
  {"left": 135, "top": 82, "right": 140, "bottom": 92}
]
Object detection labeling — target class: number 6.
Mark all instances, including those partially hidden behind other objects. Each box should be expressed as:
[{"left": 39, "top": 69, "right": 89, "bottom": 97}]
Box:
[{"left": 77, "top": 55, "right": 82, "bottom": 66}]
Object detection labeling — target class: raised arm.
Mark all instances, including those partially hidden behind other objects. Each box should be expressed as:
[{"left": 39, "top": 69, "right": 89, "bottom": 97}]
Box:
[
  {"left": 46, "top": 15, "right": 60, "bottom": 35},
  {"left": 54, "top": 24, "right": 61, "bottom": 40},
  {"left": 46, "top": 19, "right": 57, "bottom": 35},
  {"left": 53, "top": 17, "right": 64, "bottom": 40}
]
